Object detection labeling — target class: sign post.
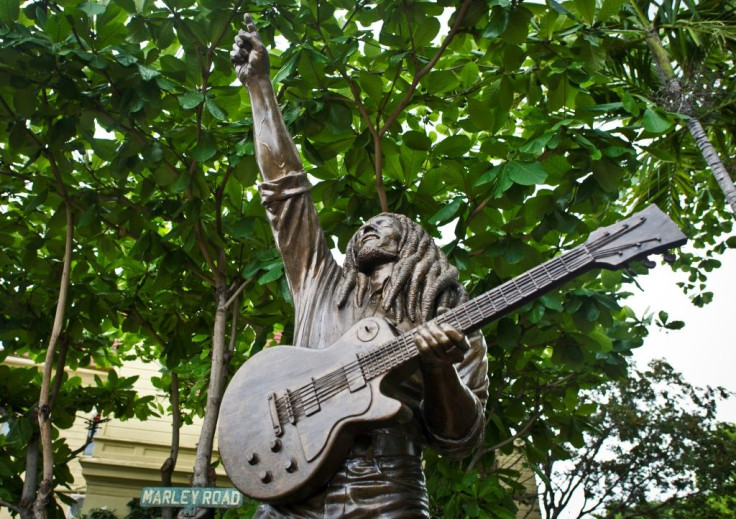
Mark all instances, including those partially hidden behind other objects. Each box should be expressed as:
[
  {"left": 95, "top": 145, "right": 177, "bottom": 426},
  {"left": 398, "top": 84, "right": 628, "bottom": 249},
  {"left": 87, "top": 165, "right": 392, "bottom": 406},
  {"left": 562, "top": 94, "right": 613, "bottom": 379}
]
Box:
[{"left": 139, "top": 487, "right": 243, "bottom": 516}]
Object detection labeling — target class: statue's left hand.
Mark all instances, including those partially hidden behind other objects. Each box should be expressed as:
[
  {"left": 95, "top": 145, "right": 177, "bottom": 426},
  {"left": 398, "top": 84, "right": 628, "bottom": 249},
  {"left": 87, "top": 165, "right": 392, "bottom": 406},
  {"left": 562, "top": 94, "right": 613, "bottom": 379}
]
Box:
[{"left": 414, "top": 315, "right": 468, "bottom": 366}]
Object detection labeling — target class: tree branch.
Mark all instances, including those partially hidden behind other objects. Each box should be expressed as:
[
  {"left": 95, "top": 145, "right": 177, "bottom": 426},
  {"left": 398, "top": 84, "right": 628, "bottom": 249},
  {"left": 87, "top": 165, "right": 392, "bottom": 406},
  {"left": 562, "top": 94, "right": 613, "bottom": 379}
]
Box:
[
  {"left": 224, "top": 278, "right": 252, "bottom": 309},
  {"left": 161, "top": 371, "right": 180, "bottom": 519},
  {"left": 0, "top": 500, "right": 21, "bottom": 513},
  {"left": 34, "top": 197, "right": 74, "bottom": 519},
  {"left": 467, "top": 410, "right": 542, "bottom": 473},
  {"left": 378, "top": 0, "right": 473, "bottom": 137}
]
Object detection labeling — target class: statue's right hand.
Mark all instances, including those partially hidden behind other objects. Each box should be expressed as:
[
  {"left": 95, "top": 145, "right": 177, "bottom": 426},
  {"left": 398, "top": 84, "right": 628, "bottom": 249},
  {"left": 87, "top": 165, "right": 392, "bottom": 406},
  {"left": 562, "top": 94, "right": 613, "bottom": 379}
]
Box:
[{"left": 231, "top": 14, "right": 270, "bottom": 85}]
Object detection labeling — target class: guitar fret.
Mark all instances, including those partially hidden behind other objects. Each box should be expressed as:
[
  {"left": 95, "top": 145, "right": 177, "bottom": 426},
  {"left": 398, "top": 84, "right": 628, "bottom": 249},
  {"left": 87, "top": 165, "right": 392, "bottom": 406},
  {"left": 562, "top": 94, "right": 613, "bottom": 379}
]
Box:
[
  {"left": 471, "top": 297, "right": 485, "bottom": 321},
  {"left": 370, "top": 348, "right": 380, "bottom": 378},
  {"left": 560, "top": 255, "right": 571, "bottom": 273},
  {"left": 402, "top": 336, "right": 411, "bottom": 361},
  {"left": 511, "top": 278, "right": 524, "bottom": 298},
  {"left": 389, "top": 341, "right": 401, "bottom": 368},
  {"left": 516, "top": 276, "right": 532, "bottom": 296},
  {"left": 459, "top": 303, "right": 473, "bottom": 329},
  {"left": 501, "top": 284, "right": 518, "bottom": 304},
  {"left": 403, "top": 334, "right": 414, "bottom": 359},
  {"left": 540, "top": 262, "right": 555, "bottom": 282},
  {"left": 549, "top": 257, "right": 566, "bottom": 277},
  {"left": 526, "top": 271, "right": 541, "bottom": 289},
  {"left": 450, "top": 312, "right": 464, "bottom": 333}
]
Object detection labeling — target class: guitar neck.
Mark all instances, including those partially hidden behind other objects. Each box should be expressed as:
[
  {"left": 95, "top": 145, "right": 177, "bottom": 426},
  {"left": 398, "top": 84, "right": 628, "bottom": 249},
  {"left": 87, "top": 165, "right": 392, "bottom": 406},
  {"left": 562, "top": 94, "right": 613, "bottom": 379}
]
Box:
[
  {"left": 438, "top": 244, "right": 594, "bottom": 334},
  {"left": 358, "top": 245, "right": 595, "bottom": 380}
]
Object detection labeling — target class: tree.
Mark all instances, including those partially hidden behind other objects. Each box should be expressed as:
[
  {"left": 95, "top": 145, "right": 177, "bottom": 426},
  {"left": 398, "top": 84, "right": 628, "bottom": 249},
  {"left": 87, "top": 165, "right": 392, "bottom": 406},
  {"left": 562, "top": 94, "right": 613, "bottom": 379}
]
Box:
[
  {"left": 587, "top": 0, "right": 736, "bottom": 304},
  {"left": 537, "top": 359, "right": 735, "bottom": 519},
  {"left": 1, "top": 0, "right": 734, "bottom": 518}
]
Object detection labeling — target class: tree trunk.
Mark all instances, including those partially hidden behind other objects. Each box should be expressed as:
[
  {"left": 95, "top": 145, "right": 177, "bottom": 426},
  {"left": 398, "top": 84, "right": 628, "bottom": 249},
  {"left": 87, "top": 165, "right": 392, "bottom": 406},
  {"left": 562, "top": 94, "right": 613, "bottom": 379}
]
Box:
[
  {"left": 161, "top": 372, "right": 181, "bottom": 519},
  {"left": 685, "top": 117, "right": 736, "bottom": 212},
  {"left": 18, "top": 432, "right": 40, "bottom": 519},
  {"left": 644, "top": 26, "right": 736, "bottom": 215},
  {"left": 33, "top": 205, "right": 74, "bottom": 519},
  {"left": 181, "top": 287, "right": 231, "bottom": 519}
]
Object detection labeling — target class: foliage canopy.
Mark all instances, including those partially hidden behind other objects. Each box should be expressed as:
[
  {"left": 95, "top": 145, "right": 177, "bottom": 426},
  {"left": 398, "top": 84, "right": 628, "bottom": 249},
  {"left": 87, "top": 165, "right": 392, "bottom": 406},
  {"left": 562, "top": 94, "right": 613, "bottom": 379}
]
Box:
[{"left": 1, "top": 0, "right": 734, "bottom": 517}]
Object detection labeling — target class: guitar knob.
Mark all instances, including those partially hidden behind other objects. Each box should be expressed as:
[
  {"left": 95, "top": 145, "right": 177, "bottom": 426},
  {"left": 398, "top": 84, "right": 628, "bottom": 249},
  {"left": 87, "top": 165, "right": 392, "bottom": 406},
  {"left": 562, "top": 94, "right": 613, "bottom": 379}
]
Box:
[
  {"left": 284, "top": 459, "right": 297, "bottom": 473},
  {"left": 259, "top": 470, "right": 272, "bottom": 483},
  {"left": 270, "top": 439, "right": 282, "bottom": 452},
  {"left": 246, "top": 452, "right": 259, "bottom": 465}
]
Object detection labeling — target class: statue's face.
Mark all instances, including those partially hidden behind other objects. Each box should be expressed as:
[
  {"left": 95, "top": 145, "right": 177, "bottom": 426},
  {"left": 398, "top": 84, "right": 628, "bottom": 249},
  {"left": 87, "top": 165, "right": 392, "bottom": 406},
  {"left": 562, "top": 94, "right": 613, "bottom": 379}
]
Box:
[{"left": 354, "top": 215, "right": 402, "bottom": 272}]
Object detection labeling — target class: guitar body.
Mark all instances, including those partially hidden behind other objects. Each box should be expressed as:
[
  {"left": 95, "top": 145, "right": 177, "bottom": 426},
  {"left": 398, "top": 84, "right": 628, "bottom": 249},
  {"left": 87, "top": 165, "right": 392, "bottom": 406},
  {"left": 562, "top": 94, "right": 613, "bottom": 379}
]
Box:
[{"left": 218, "top": 317, "right": 408, "bottom": 504}]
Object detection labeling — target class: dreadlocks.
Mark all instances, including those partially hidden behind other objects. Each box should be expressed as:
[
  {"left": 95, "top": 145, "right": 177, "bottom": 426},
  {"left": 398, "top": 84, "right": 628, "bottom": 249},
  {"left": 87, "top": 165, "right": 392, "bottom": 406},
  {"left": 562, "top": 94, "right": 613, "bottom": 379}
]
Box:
[{"left": 335, "top": 213, "right": 467, "bottom": 324}]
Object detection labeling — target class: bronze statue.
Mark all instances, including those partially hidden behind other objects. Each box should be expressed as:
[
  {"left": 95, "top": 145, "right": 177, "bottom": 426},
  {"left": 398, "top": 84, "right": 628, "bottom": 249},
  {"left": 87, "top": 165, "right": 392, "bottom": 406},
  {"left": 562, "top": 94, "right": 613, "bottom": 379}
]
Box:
[{"left": 223, "top": 14, "right": 489, "bottom": 518}]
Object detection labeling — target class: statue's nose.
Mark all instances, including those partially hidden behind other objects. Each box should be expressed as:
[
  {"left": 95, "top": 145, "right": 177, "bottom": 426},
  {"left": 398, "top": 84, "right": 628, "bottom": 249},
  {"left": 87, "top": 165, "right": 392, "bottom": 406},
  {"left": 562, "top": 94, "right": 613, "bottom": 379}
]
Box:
[{"left": 360, "top": 224, "right": 376, "bottom": 236}]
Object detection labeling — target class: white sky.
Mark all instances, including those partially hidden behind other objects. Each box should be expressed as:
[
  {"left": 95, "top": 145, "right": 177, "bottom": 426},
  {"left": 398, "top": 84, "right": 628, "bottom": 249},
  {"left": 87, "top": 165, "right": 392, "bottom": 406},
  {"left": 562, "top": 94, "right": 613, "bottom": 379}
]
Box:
[{"left": 627, "top": 246, "right": 736, "bottom": 423}]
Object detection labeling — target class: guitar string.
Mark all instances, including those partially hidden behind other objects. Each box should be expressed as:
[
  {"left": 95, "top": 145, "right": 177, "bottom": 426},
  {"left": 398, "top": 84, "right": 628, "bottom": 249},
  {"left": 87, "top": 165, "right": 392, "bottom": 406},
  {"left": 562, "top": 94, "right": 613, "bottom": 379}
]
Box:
[
  {"left": 277, "top": 247, "right": 601, "bottom": 418},
  {"left": 274, "top": 222, "right": 647, "bottom": 420},
  {"left": 275, "top": 245, "right": 599, "bottom": 419},
  {"left": 276, "top": 249, "right": 594, "bottom": 419}
]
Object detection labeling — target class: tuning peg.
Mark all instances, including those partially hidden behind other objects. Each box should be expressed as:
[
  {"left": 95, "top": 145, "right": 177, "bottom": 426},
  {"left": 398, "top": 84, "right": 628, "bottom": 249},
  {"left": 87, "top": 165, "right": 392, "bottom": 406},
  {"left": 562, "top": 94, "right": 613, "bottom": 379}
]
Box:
[
  {"left": 662, "top": 253, "right": 676, "bottom": 265},
  {"left": 642, "top": 258, "right": 656, "bottom": 269}
]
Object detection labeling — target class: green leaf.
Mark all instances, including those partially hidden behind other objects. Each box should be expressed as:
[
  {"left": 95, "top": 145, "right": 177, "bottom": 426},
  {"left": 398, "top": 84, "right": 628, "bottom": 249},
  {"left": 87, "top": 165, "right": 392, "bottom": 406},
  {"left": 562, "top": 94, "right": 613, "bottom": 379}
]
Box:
[
  {"left": 501, "top": 6, "right": 531, "bottom": 45},
  {"left": 474, "top": 165, "right": 500, "bottom": 187},
  {"left": 599, "top": 0, "right": 626, "bottom": 22},
  {"left": 428, "top": 198, "right": 463, "bottom": 225},
  {"left": 468, "top": 97, "right": 494, "bottom": 131},
  {"left": 358, "top": 70, "right": 383, "bottom": 103},
  {"left": 412, "top": 16, "right": 440, "bottom": 48},
  {"left": 547, "top": 0, "right": 576, "bottom": 18},
  {"left": 137, "top": 64, "right": 160, "bottom": 81},
  {"left": 0, "top": 0, "right": 19, "bottom": 24},
  {"left": 482, "top": 6, "right": 508, "bottom": 39},
  {"left": 507, "top": 161, "right": 547, "bottom": 185},
  {"left": 273, "top": 50, "right": 300, "bottom": 85},
  {"left": 434, "top": 135, "right": 471, "bottom": 157},
  {"left": 79, "top": 1, "right": 107, "bottom": 16},
  {"left": 192, "top": 133, "right": 217, "bottom": 162},
  {"left": 573, "top": 0, "right": 595, "bottom": 24},
  {"left": 258, "top": 263, "right": 284, "bottom": 285},
  {"left": 621, "top": 91, "right": 640, "bottom": 116},
  {"left": 179, "top": 91, "right": 204, "bottom": 109},
  {"left": 403, "top": 131, "right": 431, "bottom": 151},
  {"left": 459, "top": 61, "right": 479, "bottom": 89},
  {"left": 642, "top": 108, "right": 673, "bottom": 133},
  {"left": 205, "top": 97, "right": 227, "bottom": 121}
]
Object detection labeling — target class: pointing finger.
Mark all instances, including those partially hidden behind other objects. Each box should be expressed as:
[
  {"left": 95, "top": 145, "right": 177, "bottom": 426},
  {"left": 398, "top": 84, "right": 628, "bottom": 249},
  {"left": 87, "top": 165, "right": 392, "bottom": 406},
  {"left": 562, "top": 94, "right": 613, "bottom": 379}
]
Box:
[{"left": 244, "top": 13, "right": 257, "bottom": 33}]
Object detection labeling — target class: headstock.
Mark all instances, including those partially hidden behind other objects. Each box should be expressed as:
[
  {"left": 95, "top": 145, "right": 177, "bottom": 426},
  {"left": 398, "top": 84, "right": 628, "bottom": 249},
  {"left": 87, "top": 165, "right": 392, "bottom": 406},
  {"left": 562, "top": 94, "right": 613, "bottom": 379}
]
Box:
[{"left": 585, "top": 205, "right": 687, "bottom": 269}]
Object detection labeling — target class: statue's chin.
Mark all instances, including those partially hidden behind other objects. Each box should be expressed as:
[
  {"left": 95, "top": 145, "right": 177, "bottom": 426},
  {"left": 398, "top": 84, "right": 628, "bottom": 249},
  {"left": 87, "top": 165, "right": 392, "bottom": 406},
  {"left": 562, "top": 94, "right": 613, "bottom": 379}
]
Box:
[{"left": 356, "top": 247, "right": 398, "bottom": 274}]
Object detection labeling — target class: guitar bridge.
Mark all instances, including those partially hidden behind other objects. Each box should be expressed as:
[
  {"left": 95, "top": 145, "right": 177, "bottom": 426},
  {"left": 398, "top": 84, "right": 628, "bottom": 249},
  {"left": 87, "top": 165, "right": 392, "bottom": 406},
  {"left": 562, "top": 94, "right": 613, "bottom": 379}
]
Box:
[{"left": 267, "top": 392, "right": 283, "bottom": 437}]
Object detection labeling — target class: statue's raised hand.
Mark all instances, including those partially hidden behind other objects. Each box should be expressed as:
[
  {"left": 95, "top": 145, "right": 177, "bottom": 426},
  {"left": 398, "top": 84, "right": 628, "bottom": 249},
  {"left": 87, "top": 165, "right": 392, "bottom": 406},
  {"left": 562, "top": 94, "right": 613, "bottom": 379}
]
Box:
[{"left": 231, "top": 14, "right": 269, "bottom": 85}]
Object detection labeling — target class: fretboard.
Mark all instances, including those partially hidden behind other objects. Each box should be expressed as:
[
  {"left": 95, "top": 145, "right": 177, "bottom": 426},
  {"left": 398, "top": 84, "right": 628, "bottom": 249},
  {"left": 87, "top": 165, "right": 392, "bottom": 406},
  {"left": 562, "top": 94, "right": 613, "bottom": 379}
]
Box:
[{"left": 358, "top": 244, "right": 594, "bottom": 380}]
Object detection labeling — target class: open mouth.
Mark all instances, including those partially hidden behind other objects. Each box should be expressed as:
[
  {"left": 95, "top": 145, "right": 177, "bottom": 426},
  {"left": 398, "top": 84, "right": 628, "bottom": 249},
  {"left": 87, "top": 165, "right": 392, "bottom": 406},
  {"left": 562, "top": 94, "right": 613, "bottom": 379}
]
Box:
[{"left": 360, "top": 232, "right": 379, "bottom": 245}]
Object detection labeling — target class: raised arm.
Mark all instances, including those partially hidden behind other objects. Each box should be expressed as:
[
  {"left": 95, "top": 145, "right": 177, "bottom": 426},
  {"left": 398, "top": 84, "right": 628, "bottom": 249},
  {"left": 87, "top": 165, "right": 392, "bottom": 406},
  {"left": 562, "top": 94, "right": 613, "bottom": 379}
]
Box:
[
  {"left": 231, "top": 14, "right": 302, "bottom": 181},
  {"left": 229, "top": 15, "right": 335, "bottom": 309}
]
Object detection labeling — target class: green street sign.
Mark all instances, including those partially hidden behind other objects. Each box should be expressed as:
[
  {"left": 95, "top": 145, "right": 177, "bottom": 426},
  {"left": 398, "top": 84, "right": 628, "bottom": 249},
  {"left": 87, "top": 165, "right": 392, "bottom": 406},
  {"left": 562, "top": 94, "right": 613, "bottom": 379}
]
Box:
[{"left": 139, "top": 487, "right": 243, "bottom": 508}]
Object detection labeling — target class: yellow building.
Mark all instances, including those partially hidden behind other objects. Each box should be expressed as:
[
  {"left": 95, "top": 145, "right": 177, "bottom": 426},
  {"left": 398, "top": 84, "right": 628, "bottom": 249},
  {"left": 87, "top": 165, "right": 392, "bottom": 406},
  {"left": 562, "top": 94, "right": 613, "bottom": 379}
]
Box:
[
  {"left": 0, "top": 356, "right": 226, "bottom": 519},
  {"left": 78, "top": 357, "right": 230, "bottom": 516}
]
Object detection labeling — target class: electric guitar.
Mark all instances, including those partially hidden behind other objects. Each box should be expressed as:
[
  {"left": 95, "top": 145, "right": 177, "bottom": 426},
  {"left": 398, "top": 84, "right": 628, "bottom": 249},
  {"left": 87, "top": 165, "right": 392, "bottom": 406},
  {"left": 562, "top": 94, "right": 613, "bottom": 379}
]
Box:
[{"left": 217, "top": 204, "right": 686, "bottom": 504}]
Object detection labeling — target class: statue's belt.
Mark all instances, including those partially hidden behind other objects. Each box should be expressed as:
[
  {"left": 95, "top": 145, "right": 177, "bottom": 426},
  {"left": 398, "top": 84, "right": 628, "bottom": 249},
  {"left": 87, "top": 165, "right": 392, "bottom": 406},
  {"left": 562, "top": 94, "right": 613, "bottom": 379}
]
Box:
[{"left": 347, "top": 433, "right": 422, "bottom": 459}]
